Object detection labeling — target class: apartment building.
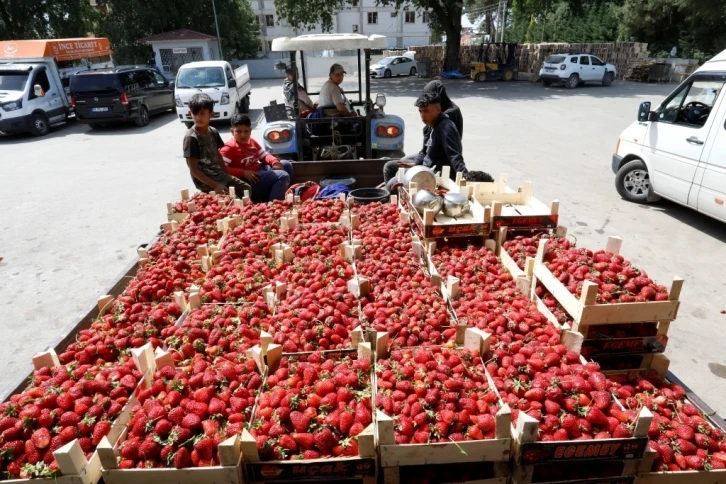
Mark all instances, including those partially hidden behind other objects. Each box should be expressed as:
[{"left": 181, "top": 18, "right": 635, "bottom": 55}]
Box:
[{"left": 249, "top": 0, "right": 431, "bottom": 55}]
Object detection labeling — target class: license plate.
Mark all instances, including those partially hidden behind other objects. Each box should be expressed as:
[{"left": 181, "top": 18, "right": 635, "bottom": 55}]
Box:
[
  {"left": 91, "top": 107, "right": 109, "bottom": 113},
  {"left": 545, "top": 67, "right": 555, "bottom": 71}
]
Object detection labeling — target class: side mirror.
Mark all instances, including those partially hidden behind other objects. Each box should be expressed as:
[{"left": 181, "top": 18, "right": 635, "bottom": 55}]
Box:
[
  {"left": 34, "top": 84, "right": 45, "bottom": 97},
  {"left": 228, "top": 78, "right": 237, "bottom": 88},
  {"left": 638, "top": 101, "right": 652, "bottom": 122},
  {"left": 375, "top": 93, "right": 387, "bottom": 107},
  {"left": 169, "top": 81, "right": 175, "bottom": 90}
]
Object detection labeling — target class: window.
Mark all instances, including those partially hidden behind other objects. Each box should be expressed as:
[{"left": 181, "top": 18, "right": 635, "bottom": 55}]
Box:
[
  {"left": 29, "top": 69, "right": 51, "bottom": 98},
  {"left": 590, "top": 56, "right": 604, "bottom": 66},
  {"left": 352, "top": 24, "right": 359, "bottom": 33},
  {"left": 267, "top": 41, "right": 273, "bottom": 51},
  {"left": 545, "top": 55, "right": 565, "bottom": 63},
  {"left": 153, "top": 71, "right": 167, "bottom": 86},
  {"left": 405, "top": 11, "right": 416, "bottom": 23},
  {"left": 367, "top": 12, "right": 378, "bottom": 24},
  {"left": 579, "top": 56, "right": 590, "bottom": 65},
  {"left": 391, "top": 12, "right": 397, "bottom": 17},
  {"left": 659, "top": 80, "right": 724, "bottom": 127},
  {"left": 422, "top": 12, "right": 429, "bottom": 23},
  {"left": 265, "top": 14, "right": 274, "bottom": 27},
  {"left": 570, "top": 57, "right": 578, "bottom": 64}
]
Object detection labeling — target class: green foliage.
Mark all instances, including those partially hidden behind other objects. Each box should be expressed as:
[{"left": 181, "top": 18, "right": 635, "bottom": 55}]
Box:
[
  {"left": 97, "top": 0, "right": 259, "bottom": 64},
  {"left": 0, "top": 0, "right": 97, "bottom": 40}
]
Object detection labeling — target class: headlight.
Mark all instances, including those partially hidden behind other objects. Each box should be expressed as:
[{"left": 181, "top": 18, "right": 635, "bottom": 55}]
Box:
[
  {"left": 175, "top": 95, "right": 183, "bottom": 107},
  {"left": 220, "top": 93, "right": 230, "bottom": 105},
  {"left": 1, "top": 99, "right": 22, "bottom": 111},
  {"left": 375, "top": 124, "right": 401, "bottom": 137},
  {"left": 265, "top": 128, "right": 292, "bottom": 143}
]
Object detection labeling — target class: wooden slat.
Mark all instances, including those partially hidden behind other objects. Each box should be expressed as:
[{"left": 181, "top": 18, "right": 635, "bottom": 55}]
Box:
[{"left": 379, "top": 438, "right": 510, "bottom": 467}]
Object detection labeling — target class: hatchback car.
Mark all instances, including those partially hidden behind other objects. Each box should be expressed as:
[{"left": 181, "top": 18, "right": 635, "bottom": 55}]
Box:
[
  {"left": 539, "top": 53, "right": 616, "bottom": 89},
  {"left": 370, "top": 56, "right": 418, "bottom": 78},
  {"left": 70, "top": 67, "right": 175, "bottom": 128}
]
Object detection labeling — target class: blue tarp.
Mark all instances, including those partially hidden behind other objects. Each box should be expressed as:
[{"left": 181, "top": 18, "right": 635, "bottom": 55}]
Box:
[{"left": 439, "top": 69, "right": 469, "bottom": 79}]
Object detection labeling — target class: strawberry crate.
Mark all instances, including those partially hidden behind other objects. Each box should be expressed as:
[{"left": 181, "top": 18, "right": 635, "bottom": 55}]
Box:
[
  {"left": 510, "top": 403, "right": 653, "bottom": 484},
  {"left": 529, "top": 236, "right": 683, "bottom": 326},
  {"left": 240, "top": 346, "right": 378, "bottom": 483},
  {"left": 97, "top": 344, "right": 259, "bottom": 484},
  {"left": 1, "top": 345, "right": 155, "bottom": 484},
  {"left": 374, "top": 329, "right": 512, "bottom": 484}
]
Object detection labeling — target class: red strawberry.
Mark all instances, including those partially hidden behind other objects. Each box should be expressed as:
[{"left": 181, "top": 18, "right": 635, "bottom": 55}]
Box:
[
  {"left": 675, "top": 424, "right": 695, "bottom": 441},
  {"left": 31, "top": 428, "right": 51, "bottom": 450},
  {"left": 139, "top": 440, "right": 160, "bottom": 459},
  {"left": 292, "top": 433, "right": 315, "bottom": 450},
  {"left": 182, "top": 413, "right": 201, "bottom": 429},
  {"left": 278, "top": 435, "right": 298, "bottom": 453},
  {"left": 92, "top": 420, "right": 111, "bottom": 446},
  {"left": 173, "top": 447, "right": 191, "bottom": 469},
  {"left": 585, "top": 407, "right": 609, "bottom": 428},
  {"left": 685, "top": 455, "right": 704, "bottom": 470},
  {"left": 193, "top": 437, "right": 214, "bottom": 461},
  {"left": 354, "top": 402, "right": 372, "bottom": 427},
  {"left": 168, "top": 407, "right": 185, "bottom": 426},
  {"left": 676, "top": 438, "right": 698, "bottom": 456},
  {"left": 120, "top": 439, "right": 140, "bottom": 460},
  {"left": 302, "top": 450, "right": 320, "bottom": 459},
  {"left": 339, "top": 410, "right": 354, "bottom": 435},
  {"left": 314, "top": 428, "right": 336, "bottom": 453}
]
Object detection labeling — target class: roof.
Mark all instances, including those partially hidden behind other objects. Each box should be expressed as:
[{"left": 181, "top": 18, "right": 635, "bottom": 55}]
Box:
[
  {"left": 698, "top": 49, "right": 726, "bottom": 72},
  {"left": 138, "top": 29, "right": 218, "bottom": 44},
  {"left": 177, "top": 61, "right": 228, "bottom": 69},
  {"left": 0, "top": 38, "right": 112, "bottom": 61},
  {"left": 272, "top": 34, "right": 387, "bottom": 52}
]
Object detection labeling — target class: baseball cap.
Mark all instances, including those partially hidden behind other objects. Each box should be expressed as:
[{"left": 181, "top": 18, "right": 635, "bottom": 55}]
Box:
[{"left": 330, "top": 63, "right": 347, "bottom": 75}]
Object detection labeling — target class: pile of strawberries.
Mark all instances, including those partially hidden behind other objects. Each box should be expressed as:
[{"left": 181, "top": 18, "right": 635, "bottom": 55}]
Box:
[
  {"left": 298, "top": 198, "right": 345, "bottom": 224},
  {"left": 117, "top": 356, "right": 261, "bottom": 469},
  {"left": 502, "top": 233, "right": 573, "bottom": 271},
  {"left": 609, "top": 371, "right": 726, "bottom": 471},
  {"left": 249, "top": 352, "right": 372, "bottom": 460},
  {"left": 0, "top": 358, "right": 141, "bottom": 479},
  {"left": 376, "top": 347, "right": 501, "bottom": 443}
]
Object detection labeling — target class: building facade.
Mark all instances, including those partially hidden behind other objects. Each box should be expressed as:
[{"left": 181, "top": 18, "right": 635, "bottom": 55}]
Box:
[{"left": 249, "top": 0, "right": 431, "bottom": 55}]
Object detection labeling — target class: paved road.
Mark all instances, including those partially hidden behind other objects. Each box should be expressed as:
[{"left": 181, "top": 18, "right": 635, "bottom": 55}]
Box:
[{"left": 1, "top": 78, "right": 724, "bottom": 414}]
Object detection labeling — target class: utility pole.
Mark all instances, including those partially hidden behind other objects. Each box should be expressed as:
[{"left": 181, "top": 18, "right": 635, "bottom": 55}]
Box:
[
  {"left": 212, "top": 0, "right": 224, "bottom": 59},
  {"left": 500, "top": 0, "right": 507, "bottom": 42}
]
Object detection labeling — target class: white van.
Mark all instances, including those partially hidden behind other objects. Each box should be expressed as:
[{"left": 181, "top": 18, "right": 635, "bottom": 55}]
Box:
[
  {"left": 174, "top": 61, "right": 251, "bottom": 128},
  {"left": 613, "top": 49, "right": 726, "bottom": 222}
]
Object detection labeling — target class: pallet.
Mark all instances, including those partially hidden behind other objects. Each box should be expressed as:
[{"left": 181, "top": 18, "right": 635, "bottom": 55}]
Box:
[
  {"left": 375, "top": 329, "right": 512, "bottom": 484},
  {"left": 530, "top": 237, "right": 683, "bottom": 325}
]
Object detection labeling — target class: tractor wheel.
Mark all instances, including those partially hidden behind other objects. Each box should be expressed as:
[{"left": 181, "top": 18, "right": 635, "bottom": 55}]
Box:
[
  {"left": 475, "top": 72, "right": 487, "bottom": 82},
  {"left": 503, "top": 69, "right": 514, "bottom": 81}
]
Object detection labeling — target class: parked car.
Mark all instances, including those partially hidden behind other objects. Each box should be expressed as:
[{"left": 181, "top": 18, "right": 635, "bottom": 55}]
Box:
[
  {"left": 539, "top": 53, "right": 616, "bottom": 88},
  {"left": 612, "top": 49, "right": 726, "bottom": 222},
  {"left": 370, "top": 55, "right": 418, "bottom": 78},
  {"left": 70, "top": 66, "right": 175, "bottom": 129},
  {"left": 174, "top": 61, "right": 251, "bottom": 128}
]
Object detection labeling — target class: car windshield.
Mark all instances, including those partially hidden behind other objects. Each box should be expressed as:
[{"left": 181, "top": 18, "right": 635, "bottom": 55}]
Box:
[
  {"left": 545, "top": 55, "right": 566, "bottom": 64},
  {"left": 70, "top": 74, "right": 120, "bottom": 93},
  {"left": 176, "top": 67, "right": 225, "bottom": 88},
  {"left": 0, "top": 72, "right": 30, "bottom": 92},
  {"left": 378, "top": 58, "right": 395, "bottom": 65}
]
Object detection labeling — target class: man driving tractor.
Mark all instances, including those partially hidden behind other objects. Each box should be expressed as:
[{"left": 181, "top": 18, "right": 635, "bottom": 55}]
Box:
[
  {"left": 318, "top": 64, "right": 356, "bottom": 117},
  {"left": 383, "top": 91, "right": 468, "bottom": 191}
]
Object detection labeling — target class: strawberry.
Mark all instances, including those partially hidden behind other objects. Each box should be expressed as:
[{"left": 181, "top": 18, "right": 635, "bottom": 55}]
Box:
[
  {"left": 354, "top": 402, "right": 372, "bottom": 427},
  {"left": 31, "top": 428, "right": 51, "bottom": 450},
  {"left": 120, "top": 439, "right": 140, "bottom": 460},
  {"left": 339, "top": 410, "right": 354, "bottom": 435},
  {"left": 675, "top": 424, "right": 695, "bottom": 441},
  {"left": 278, "top": 435, "right": 298, "bottom": 453},
  {"left": 685, "top": 455, "right": 704, "bottom": 470},
  {"left": 25, "top": 441, "right": 40, "bottom": 464},
  {"left": 292, "top": 433, "right": 315, "bottom": 450},
  {"left": 676, "top": 438, "right": 698, "bottom": 456},
  {"left": 92, "top": 420, "right": 111, "bottom": 446},
  {"left": 182, "top": 413, "right": 201, "bottom": 429},
  {"left": 139, "top": 440, "right": 160, "bottom": 460},
  {"left": 193, "top": 437, "right": 214, "bottom": 461},
  {"left": 313, "top": 428, "right": 336, "bottom": 453},
  {"left": 173, "top": 447, "right": 191, "bottom": 469},
  {"left": 585, "top": 407, "right": 609, "bottom": 428}
]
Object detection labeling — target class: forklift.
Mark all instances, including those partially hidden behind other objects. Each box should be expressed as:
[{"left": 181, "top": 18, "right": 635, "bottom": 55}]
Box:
[{"left": 470, "top": 42, "right": 518, "bottom": 82}]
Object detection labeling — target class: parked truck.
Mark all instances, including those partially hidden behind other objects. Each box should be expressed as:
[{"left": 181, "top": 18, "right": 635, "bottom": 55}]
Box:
[
  {"left": 0, "top": 38, "right": 113, "bottom": 136},
  {"left": 174, "top": 61, "right": 251, "bottom": 128}
]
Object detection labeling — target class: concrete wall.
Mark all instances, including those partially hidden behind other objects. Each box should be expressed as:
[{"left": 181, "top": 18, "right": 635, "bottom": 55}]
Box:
[{"left": 235, "top": 54, "right": 385, "bottom": 80}]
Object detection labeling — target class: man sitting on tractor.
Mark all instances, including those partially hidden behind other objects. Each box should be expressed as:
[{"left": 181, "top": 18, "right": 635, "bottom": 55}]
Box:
[
  {"left": 283, "top": 67, "right": 316, "bottom": 114},
  {"left": 318, "top": 64, "right": 356, "bottom": 117},
  {"left": 383, "top": 92, "right": 468, "bottom": 191}
]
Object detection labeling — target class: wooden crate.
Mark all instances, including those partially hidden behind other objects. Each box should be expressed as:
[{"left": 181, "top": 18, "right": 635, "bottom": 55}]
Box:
[
  {"left": 511, "top": 401, "right": 653, "bottom": 484},
  {"left": 3, "top": 345, "right": 156, "bottom": 484},
  {"left": 375, "top": 329, "right": 512, "bottom": 484},
  {"left": 530, "top": 237, "right": 683, "bottom": 326},
  {"left": 241, "top": 345, "right": 377, "bottom": 483}
]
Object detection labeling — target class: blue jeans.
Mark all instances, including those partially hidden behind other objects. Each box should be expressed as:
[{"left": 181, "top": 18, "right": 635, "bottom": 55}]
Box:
[{"left": 251, "top": 160, "right": 294, "bottom": 202}]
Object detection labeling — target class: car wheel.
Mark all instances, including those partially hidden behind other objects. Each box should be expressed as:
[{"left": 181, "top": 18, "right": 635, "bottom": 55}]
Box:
[
  {"left": 542, "top": 79, "right": 552, "bottom": 86},
  {"left": 566, "top": 74, "right": 579, "bottom": 89},
  {"left": 409, "top": 67, "right": 417, "bottom": 76},
  {"left": 384, "top": 69, "right": 392, "bottom": 78},
  {"left": 475, "top": 72, "right": 487, "bottom": 82},
  {"left": 615, "top": 159, "right": 654, "bottom": 203},
  {"left": 603, "top": 71, "right": 615, "bottom": 86},
  {"left": 30, "top": 113, "right": 50, "bottom": 136},
  {"left": 134, "top": 105, "right": 149, "bottom": 127},
  {"left": 241, "top": 95, "right": 250, "bottom": 113},
  {"left": 183, "top": 122, "right": 194, "bottom": 129}
]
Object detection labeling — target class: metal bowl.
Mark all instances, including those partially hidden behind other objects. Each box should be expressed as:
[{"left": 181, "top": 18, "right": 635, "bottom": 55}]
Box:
[
  {"left": 412, "top": 189, "right": 443, "bottom": 216},
  {"left": 442, "top": 192, "right": 471, "bottom": 217},
  {"left": 403, "top": 166, "right": 436, "bottom": 192}
]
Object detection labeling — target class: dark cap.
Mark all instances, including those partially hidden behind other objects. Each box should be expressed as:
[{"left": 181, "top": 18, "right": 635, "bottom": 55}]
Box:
[{"left": 330, "top": 63, "right": 347, "bottom": 75}]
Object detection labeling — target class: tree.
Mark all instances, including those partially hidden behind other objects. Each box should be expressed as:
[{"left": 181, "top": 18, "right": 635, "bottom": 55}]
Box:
[
  {"left": 274, "top": 0, "right": 465, "bottom": 71},
  {"left": 97, "top": 0, "right": 259, "bottom": 64},
  {"left": 0, "top": 0, "right": 96, "bottom": 40}
]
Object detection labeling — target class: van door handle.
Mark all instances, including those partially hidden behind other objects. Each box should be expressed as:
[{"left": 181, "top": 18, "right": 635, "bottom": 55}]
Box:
[{"left": 686, "top": 136, "right": 704, "bottom": 145}]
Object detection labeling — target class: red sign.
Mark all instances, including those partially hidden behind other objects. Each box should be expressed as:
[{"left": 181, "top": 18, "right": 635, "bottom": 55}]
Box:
[{"left": 493, "top": 214, "right": 559, "bottom": 231}]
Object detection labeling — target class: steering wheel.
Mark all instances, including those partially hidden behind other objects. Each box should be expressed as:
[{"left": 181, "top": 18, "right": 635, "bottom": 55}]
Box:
[{"left": 683, "top": 101, "right": 710, "bottom": 125}]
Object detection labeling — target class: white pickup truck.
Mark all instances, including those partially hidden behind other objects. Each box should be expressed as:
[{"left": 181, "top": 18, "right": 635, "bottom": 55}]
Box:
[{"left": 174, "top": 61, "right": 251, "bottom": 127}]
